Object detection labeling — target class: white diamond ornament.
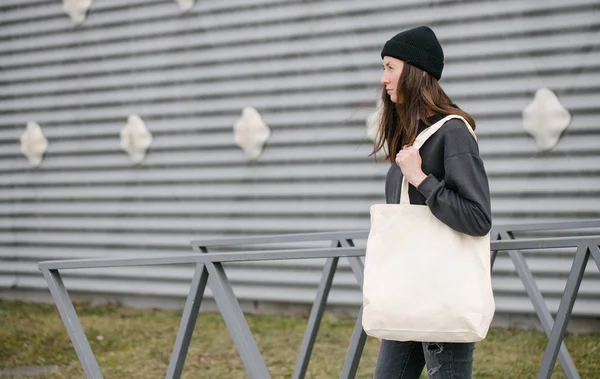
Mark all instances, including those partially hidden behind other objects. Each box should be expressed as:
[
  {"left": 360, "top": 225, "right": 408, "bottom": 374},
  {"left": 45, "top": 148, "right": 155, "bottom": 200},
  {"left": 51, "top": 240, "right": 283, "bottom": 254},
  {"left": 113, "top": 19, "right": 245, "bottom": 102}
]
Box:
[
  {"left": 62, "top": 0, "right": 93, "bottom": 25},
  {"left": 522, "top": 88, "right": 571, "bottom": 151},
  {"left": 20, "top": 121, "right": 48, "bottom": 167},
  {"left": 234, "top": 107, "right": 271, "bottom": 161},
  {"left": 175, "top": 0, "right": 195, "bottom": 12},
  {"left": 120, "top": 115, "right": 153, "bottom": 164},
  {"left": 366, "top": 106, "right": 382, "bottom": 142}
]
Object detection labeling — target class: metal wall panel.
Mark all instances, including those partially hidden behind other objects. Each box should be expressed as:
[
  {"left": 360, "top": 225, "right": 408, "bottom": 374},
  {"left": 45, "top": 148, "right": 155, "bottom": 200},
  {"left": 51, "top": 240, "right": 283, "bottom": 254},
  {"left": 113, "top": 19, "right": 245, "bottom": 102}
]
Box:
[{"left": 1, "top": 0, "right": 599, "bottom": 318}]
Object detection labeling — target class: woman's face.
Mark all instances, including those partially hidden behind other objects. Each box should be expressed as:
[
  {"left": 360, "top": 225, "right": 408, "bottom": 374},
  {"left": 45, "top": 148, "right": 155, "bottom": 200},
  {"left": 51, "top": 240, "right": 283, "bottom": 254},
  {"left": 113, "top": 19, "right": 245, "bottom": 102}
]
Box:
[{"left": 380, "top": 56, "right": 404, "bottom": 103}]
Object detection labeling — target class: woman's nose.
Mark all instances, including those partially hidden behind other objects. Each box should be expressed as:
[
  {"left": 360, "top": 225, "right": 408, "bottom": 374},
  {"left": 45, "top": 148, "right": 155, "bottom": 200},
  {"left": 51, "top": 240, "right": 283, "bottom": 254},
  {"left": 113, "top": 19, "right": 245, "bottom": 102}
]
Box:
[{"left": 380, "top": 73, "right": 389, "bottom": 85}]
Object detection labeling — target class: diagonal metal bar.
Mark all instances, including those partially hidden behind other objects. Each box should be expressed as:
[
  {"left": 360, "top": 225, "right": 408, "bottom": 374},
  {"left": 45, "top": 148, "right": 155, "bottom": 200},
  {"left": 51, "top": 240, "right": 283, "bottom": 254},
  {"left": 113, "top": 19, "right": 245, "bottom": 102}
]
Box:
[
  {"left": 347, "top": 257, "right": 364, "bottom": 291},
  {"left": 538, "top": 245, "right": 590, "bottom": 379},
  {"left": 339, "top": 306, "right": 367, "bottom": 379},
  {"left": 499, "top": 232, "right": 580, "bottom": 379},
  {"left": 490, "top": 231, "right": 503, "bottom": 269},
  {"left": 292, "top": 254, "right": 340, "bottom": 379},
  {"left": 205, "top": 261, "right": 271, "bottom": 379},
  {"left": 42, "top": 269, "right": 103, "bottom": 379},
  {"left": 293, "top": 238, "right": 364, "bottom": 379},
  {"left": 339, "top": 239, "right": 364, "bottom": 290},
  {"left": 588, "top": 245, "right": 600, "bottom": 272},
  {"left": 165, "top": 263, "right": 209, "bottom": 379},
  {"left": 342, "top": 239, "right": 355, "bottom": 248},
  {"left": 490, "top": 249, "right": 499, "bottom": 270},
  {"left": 339, "top": 238, "right": 366, "bottom": 378}
]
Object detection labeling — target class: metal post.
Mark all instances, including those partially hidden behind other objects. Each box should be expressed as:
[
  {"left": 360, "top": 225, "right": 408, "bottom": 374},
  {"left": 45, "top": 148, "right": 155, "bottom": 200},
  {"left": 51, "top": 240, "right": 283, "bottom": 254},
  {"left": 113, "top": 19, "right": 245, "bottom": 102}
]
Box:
[
  {"left": 42, "top": 269, "right": 103, "bottom": 379},
  {"left": 499, "top": 232, "right": 579, "bottom": 379},
  {"left": 538, "top": 245, "right": 590, "bottom": 379},
  {"left": 339, "top": 238, "right": 366, "bottom": 379},
  {"left": 165, "top": 263, "right": 209, "bottom": 379},
  {"left": 292, "top": 256, "right": 339, "bottom": 379},
  {"left": 205, "top": 262, "right": 271, "bottom": 379},
  {"left": 339, "top": 306, "right": 367, "bottom": 379}
]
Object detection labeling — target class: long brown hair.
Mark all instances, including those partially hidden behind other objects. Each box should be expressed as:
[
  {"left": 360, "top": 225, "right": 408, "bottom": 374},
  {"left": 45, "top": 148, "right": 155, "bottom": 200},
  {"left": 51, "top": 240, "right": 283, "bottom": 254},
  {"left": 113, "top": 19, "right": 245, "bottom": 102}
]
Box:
[{"left": 371, "top": 63, "right": 475, "bottom": 162}]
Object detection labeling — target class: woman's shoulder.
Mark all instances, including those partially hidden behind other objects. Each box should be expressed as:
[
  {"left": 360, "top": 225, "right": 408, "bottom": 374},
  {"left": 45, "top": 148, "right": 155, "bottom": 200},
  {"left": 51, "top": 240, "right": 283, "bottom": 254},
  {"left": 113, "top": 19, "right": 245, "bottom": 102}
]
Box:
[
  {"left": 437, "top": 116, "right": 480, "bottom": 156},
  {"left": 438, "top": 117, "right": 474, "bottom": 136}
]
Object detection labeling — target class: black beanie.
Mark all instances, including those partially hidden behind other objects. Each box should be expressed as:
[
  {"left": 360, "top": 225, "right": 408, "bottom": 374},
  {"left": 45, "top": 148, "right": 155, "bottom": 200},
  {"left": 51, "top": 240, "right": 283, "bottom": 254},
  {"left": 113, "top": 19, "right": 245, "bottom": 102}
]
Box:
[{"left": 381, "top": 26, "right": 444, "bottom": 80}]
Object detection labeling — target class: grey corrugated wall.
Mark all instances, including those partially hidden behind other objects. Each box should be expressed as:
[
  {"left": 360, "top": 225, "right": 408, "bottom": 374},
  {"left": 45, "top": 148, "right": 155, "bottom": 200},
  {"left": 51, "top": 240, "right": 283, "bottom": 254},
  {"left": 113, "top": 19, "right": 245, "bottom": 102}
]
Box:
[{"left": 1, "top": 0, "right": 599, "bottom": 317}]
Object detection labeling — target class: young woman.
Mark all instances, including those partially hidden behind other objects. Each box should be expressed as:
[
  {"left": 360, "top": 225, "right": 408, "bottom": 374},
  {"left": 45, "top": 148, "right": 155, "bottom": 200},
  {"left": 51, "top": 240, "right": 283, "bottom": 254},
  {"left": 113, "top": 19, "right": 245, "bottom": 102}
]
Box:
[{"left": 371, "top": 26, "right": 492, "bottom": 379}]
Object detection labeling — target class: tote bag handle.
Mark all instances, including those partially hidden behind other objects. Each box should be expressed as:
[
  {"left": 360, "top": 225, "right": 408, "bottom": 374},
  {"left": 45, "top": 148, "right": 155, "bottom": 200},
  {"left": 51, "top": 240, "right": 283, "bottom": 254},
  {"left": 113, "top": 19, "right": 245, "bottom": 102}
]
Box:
[{"left": 400, "top": 115, "right": 477, "bottom": 205}]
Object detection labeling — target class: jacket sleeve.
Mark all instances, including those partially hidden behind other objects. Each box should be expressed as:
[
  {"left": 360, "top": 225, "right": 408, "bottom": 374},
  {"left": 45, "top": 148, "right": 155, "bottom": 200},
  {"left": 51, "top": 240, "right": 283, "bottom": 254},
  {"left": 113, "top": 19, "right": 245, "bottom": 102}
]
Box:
[{"left": 416, "top": 125, "right": 492, "bottom": 237}]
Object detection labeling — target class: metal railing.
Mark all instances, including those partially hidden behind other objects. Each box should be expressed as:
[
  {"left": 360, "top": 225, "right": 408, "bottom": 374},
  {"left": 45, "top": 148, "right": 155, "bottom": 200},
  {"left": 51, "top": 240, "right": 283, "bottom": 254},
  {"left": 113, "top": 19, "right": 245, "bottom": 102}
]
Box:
[
  {"left": 38, "top": 220, "right": 600, "bottom": 379},
  {"left": 491, "top": 220, "right": 600, "bottom": 379}
]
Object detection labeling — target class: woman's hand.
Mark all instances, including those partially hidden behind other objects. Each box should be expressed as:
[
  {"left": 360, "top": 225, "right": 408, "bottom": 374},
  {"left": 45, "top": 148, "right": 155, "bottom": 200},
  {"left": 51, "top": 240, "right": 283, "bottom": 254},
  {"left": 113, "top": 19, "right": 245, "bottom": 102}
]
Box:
[{"left": 395, "top": 145, "right": 428, "bottom": 187}]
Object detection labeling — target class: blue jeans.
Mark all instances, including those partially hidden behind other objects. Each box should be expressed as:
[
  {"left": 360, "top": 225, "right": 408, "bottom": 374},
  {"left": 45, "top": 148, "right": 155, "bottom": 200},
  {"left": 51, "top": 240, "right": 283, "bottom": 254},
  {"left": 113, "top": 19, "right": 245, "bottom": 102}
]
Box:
[{"left": 374, "top": 340, "right": 475, "bottom": 379}]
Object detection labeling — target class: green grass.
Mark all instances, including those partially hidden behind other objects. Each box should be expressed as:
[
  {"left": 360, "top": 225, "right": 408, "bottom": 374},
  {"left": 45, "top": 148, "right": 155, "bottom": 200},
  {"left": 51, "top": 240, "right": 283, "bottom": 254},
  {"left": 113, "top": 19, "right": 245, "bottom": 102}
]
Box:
[{"left": 1, "top": 300, "right": 599, "bottom": 378}]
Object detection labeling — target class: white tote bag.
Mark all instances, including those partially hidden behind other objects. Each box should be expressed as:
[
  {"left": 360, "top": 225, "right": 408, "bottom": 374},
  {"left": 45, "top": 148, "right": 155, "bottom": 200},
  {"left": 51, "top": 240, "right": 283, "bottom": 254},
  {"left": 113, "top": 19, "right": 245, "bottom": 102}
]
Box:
[{"left": 362, "top": 115, "right": 495, "bottom": 343}]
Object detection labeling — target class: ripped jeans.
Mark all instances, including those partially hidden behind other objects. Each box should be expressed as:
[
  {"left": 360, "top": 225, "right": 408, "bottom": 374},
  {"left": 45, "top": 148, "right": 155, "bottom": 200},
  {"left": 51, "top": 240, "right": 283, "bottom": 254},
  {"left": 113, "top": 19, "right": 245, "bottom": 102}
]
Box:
[{"left": 374, "top": 340, "right": 475, "bottom": 379}]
